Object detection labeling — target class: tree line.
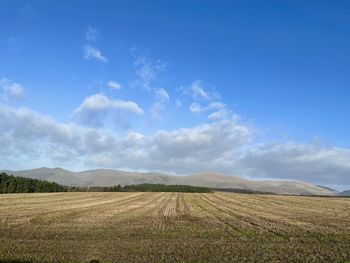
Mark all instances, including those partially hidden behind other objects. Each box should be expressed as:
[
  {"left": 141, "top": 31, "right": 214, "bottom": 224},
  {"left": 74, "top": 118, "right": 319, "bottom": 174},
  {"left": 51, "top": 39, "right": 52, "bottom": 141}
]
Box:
[
  {"left": 123, "top": 183, "right": 212, "bottom": 192},
  {"left": 0, "top": 173, "right": 212, "bottom": 194},
  {"left": 0, "top": 173, "right": 66, "bottom": 194}
]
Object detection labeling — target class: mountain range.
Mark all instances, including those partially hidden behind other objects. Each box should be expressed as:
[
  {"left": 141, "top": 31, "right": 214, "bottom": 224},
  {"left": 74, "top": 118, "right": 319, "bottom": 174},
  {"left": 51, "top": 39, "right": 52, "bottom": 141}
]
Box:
[{"left": 1, "top": 167, "right": 341, "bottom": 195}]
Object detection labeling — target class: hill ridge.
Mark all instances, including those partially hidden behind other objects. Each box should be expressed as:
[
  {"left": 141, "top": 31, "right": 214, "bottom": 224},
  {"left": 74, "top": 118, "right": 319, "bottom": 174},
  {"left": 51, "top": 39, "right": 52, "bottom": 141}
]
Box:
[{"left": 0, "top": 167, "right": 335, "bottom": 195}]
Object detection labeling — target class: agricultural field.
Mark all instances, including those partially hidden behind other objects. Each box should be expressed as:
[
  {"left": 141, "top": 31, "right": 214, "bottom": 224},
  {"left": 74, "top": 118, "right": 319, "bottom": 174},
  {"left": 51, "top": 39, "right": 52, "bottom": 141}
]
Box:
[{"left": 0, "top": 192, "right": 350, "bottom": 263}]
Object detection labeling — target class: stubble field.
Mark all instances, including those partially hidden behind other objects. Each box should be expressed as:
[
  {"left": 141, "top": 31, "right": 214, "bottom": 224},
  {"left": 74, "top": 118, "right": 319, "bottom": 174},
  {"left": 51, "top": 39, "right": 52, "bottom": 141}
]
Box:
[{"left": 0, "top": 192, "right": 350, "bottom": 263}]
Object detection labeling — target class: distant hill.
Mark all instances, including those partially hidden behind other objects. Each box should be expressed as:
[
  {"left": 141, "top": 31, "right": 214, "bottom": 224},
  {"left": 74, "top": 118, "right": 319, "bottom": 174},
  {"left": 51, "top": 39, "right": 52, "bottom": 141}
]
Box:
[
  {"left": 1, "top": 167, "right": 336, "bottom": 195},
  {"left": 180, "top": 173, "right": 335, "bottom": 195},
  {"left": 316, "top": 185, "right": 338, "bottom": 193},
  {"left": 338, "top": 190, "right": 350, "bottom": 196},
  {"left": 1, "top": 167, "right": 84, "bottom": 186}
]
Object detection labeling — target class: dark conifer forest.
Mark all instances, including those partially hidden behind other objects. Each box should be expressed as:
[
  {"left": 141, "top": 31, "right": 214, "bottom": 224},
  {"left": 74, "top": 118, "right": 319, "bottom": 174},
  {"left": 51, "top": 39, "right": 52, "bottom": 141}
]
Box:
[
  {"left": 0, "top": 173, "right": 211, "bottom": 194},
  {"left": 0, "top": 173, "right": 66, "bottom": 193}
]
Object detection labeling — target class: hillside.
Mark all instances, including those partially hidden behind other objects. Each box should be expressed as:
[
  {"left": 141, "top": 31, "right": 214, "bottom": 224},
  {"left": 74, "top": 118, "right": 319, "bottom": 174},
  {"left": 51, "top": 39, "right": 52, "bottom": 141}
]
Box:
[
  {"left": 1, "top": 168, "right": 336, "bottom": 195},
  {"left": 338, "top": 190, "right": 350, "bottom": 196}
]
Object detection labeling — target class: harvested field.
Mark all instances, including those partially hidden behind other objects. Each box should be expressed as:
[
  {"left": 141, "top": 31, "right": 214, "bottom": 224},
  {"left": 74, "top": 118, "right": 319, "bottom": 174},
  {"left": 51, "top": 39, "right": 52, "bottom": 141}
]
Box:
[{"left": 0, "top": 192, "right": 350, "bottom": 262}]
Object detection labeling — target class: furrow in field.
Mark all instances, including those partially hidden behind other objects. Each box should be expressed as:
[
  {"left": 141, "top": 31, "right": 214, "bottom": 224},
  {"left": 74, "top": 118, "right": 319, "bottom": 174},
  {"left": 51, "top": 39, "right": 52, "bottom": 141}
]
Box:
[
  {"left": 154, "top": 193, "right": 177, "bottom": 231},
  {"left": 99, "top": 192, "right": 169, "bottom": 225},
  {"left": 212, "top": 193, "right": 350, "bottom": 235},
  {"left": 40, "top": 192, "right": 157, "bottom": 224},
  {"left": 113, "top": 192, "right": 171, "bottom": 234},
  {"left": 211, "top": 193, "right": 298, "bottom": 225},
  {"left": 0, "top": 192, "right": 172, "bottom": 241},
  {"left": 188, "top": 193, "right": 248, "bottom": 238},
  {"left": 214, "top": 193, "right": 324, "bottom": 235},
  {"left": 129, "top": 193, "right": 201, "bottom": 236},
  {"left": 0, "top": 192, "right": 128, "bottom": 215},
  {"left": 216, "top": 193, "right": 318, "bottom": 218},
  {"left": 180, "top": 194, "right": 193, "bottom": 215},
  {"left": 2, "top": 192, "right": 145, "bottom": 226},
  {"left": 214, "top": 193, "right": 313, "bottom": 221},
  {"left": 202, "top": 194, "right": 286, "bottom": 237},
  {"left": 221, "top": 193, "right": 346, "bottom": 215},
  {"left": 0, "top": 192, "right": 130, "bottom": 225},
  {"left": 165, "top": 193, "right": 215, "bottom": 237},
  {"left": 175, "top": 193, "right": 181, "bottom": 216}
]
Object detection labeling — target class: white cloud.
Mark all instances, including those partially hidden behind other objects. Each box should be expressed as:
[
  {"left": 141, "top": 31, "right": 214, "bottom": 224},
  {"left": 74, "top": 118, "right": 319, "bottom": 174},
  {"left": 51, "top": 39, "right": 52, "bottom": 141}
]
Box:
[
  {"left": 208, "top": 102, "right": 225, "bottom": 110},
  {"left": 189, "top": 103, "right": 203, "bottom": 114},
  {"left": 84, "top": 45, "right": 108, "bottom": 63},
  {"left": 107, "top": 81, "right": 121, "bottom": 90},
  {"left": 130, "top": 55, "right": 166, "bottom": 90},
  {"left": 0, "top": 105, "right": 118, "bottom": 168},
  {"left": 0, "top": 105, "right": 250, "bottom": 174},
  {"left": 153, "top": 119, "right": 251, "bottom": 161},
  {"left": 75, "top": 94, "right": 110, "bottom": 111},
  {"left": 150, "top": 88, "right": 170, "bottom": 120},
  {"left": 85, "top": 118, "right": 252, "bottom": 174},
  {"left": 189, "top": 100, "right": 229, "bottom": 120},
  {"left": 241, "top": 142, "right": 350, "bottom": 185},
  {"left": 87, "top": 119, "right": 252, "bottom": 174},
  {"left": 183, "top": 80, "right": 219, "bottom": 101},
  {"left": 73, "top": 94, "right": 143, "bottom": 126},
  {"left": 2, "top": 103, "right": 350, "bottom": 187},
  {"left": 75, "top": 94, "right": 143, "bottom": 114},
  {"left": 207, "top": 102, "right": 228, "bottom": 120},
  {"left": 190, "top": 80, "right": 209, "bottom": 100},
  {"left": 155, "top": 87, "right": 169, "bottom": 101},
  {"left": 128, "top": 53, "right": 169, "bottom": 120},
  {"left": 182, "top": 81, "right": 227, "bottom": 119},
  {"left": 0, "top": 78, "right": 25, "bottom": 101},
  {"left": 85, "top": 26, "right": 99, "bottom": 42},
  {"left": 208, "top": 109, "right": 228, "bottom": 120}
]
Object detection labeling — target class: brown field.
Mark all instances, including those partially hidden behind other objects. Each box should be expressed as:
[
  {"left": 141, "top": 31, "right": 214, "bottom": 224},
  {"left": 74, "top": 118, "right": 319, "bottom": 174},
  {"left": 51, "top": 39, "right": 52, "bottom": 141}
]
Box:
[{"left": 0, "top": 192, "right": 350, "bottom": 263}]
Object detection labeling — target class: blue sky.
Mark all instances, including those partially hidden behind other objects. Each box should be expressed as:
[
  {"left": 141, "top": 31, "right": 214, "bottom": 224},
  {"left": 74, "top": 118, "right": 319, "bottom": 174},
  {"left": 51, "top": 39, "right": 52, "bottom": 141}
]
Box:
[{"left": 1, "top": 0, "right": 350, "bottom": 189}]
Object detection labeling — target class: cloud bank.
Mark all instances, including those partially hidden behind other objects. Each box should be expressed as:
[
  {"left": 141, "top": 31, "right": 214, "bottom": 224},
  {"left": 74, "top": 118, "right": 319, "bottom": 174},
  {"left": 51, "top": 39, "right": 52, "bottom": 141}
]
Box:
[{"left": 1, "top": 101, "right": 349, "bottom": 188}]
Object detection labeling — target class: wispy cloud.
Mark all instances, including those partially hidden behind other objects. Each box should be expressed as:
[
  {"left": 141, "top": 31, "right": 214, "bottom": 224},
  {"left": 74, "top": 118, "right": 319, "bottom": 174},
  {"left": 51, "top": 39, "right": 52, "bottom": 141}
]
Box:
[
  {"left": 85, "top": 26, "right": 99, "bottom": 42},
  {"left": 84, "top": 45, "right": 108, "bottom": 63},
  {"left": 208, "top": 109, "right": 228, "bottom": 121},
  {"left": 150, "top": 88, "right": 170, "bottom": 120},
  {"left": 130, "top": 55, "right": 167, "bottom": 90},
  {"left": 188, "top": 100, "right": 229, "bottom": 121},
  {"left": 107, "top": 81, "right": 121, "bottom": 90},
  {"left": 182, "top": 81, "right": 228, "bottom": 120},
  {"left": 183, "top": 80, "right": 219, "bottom": 101},
  {"left": 189, "top": 102, "right": 203, "bottom": 114},
  {"left": 0, "top": 78, "right": 25, "bottom": 101},
  {"left": 128, "top": 52, "right": 169, "bottom": 121}
]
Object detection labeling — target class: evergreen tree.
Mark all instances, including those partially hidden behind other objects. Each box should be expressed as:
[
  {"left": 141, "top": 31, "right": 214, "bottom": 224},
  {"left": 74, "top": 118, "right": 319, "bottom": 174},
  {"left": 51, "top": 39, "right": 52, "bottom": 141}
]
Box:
[{"left": 0, "top": 173, "right": 66, "bottom": 194}]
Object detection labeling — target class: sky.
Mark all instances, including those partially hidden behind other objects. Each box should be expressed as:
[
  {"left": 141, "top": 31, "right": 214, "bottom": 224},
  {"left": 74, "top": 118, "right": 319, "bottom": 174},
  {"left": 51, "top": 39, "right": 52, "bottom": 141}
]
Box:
[{"left": 0, "top": 0, "right": 350, "bottom": 190}]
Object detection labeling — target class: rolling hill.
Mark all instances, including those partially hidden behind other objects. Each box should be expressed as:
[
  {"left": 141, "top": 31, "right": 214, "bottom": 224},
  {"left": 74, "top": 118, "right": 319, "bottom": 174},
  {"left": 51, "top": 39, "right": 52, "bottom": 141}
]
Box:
[
  {"left": 338, "top": 190, "right": 350, "bottom": 196},
  {"left": 1, "top": 167, "right": 336, "bottom": 195}
]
